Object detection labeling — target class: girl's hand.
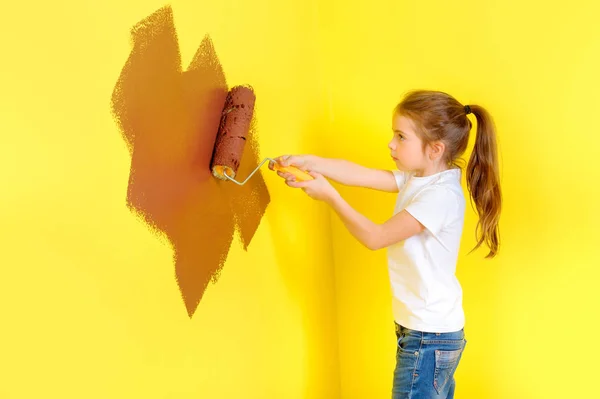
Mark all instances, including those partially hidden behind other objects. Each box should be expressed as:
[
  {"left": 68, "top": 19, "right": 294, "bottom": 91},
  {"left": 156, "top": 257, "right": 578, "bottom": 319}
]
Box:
[
  {"left": 282, "top": 171, "right": 338, "bottom": 203},
  {"left": 268, "top": 154, "right": 314, "bottom": 173}
]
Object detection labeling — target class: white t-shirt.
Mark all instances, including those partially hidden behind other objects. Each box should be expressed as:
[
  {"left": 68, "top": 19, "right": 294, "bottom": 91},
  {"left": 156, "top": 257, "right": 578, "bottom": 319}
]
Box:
[{"left": 387, "top": 167, "right": 466, "bottom": 333}]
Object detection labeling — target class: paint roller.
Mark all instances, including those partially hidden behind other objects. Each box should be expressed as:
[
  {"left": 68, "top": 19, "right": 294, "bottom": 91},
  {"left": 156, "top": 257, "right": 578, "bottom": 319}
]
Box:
[{"left": 209, "top": 85, "right": 313, "bottom": 185}]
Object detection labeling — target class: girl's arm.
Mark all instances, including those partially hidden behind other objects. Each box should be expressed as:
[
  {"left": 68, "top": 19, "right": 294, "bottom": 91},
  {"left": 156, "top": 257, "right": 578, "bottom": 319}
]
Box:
[
  {"left": 326, "top": 190, "right": 424, "bottom": 250},
  {"left": 273, "top": 155, "right": 399, "bottom": 193}
]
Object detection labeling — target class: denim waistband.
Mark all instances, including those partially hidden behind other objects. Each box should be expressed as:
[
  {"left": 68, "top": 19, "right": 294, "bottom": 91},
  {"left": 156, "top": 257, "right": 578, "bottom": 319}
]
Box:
[{"left": 395, "top": 321, "right": 464, "bottom": 339}]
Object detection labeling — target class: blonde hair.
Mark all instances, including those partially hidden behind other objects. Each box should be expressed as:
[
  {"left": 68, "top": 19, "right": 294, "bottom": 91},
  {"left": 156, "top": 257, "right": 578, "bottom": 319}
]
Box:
[{"left": 395, "top": 90, "right": 502, "bottom": 258}]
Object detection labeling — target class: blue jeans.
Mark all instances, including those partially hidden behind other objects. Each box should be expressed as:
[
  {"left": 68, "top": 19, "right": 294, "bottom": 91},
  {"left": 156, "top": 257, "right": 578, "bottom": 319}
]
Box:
[{"left": 393, "top": 322, "right": 467, "bottom": 399}]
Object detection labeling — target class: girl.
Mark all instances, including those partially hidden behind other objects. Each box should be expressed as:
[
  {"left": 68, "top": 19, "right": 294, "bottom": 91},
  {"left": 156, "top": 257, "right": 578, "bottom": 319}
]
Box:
[{"left": 269, "top": 90, "right": 502, "bottom": 398}]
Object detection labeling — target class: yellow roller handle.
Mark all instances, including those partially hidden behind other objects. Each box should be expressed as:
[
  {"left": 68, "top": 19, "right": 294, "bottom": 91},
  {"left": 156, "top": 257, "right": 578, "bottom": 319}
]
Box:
[{"left": 272, "top": 163, "right": 314, "bottom": 181}]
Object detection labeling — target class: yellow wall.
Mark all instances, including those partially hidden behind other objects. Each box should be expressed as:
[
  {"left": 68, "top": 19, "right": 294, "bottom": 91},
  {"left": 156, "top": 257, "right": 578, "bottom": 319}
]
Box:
[
  {"left": 2, "top": 0, "right": 599, "bottom": 398},
  {"left": 0, "top": 1, "right": 339, "bottom": 398},
  {"left": 325, "top": 1, "right": 600, "bottom": 398}
]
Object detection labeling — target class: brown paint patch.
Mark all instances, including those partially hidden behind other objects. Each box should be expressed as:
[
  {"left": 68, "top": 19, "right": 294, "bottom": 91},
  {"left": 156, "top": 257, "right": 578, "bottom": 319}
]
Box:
[
  {"left": 223, "top": 116, "right": 270, "bottom": 250},
  {"left": 111, "top": 6, "right": 269, "bottom": 317}
]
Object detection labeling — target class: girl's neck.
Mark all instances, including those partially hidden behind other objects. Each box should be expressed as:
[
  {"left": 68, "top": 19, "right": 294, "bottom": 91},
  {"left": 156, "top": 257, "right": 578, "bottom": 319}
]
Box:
[{"left": 413, "top": 163, "right": 450, "bottom": 178}]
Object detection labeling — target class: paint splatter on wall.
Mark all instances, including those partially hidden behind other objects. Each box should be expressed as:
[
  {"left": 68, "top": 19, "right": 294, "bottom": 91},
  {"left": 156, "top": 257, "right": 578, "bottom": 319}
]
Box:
[{"left": 111, "top": 6, "right": 269, "bottom": 317}]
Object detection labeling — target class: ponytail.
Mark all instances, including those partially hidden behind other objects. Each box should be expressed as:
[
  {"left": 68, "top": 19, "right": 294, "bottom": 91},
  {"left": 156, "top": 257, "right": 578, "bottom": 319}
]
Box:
[{"left": 466, "top": 105, "right": 502, "bottom": 258}]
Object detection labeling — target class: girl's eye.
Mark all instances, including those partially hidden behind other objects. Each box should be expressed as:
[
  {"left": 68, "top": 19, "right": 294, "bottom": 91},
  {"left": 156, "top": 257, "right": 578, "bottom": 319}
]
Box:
[{"left": 398, "top": 134, "right": 404, "bottom": 140}]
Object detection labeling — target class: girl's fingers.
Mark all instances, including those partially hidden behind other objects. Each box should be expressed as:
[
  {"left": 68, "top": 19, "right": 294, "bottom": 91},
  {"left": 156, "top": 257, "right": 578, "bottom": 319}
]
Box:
[
  {"left": 276, "top": 171, "right": 294, "bottom": 180},
  {"left": 287, "top": 179, "right": 308, "bottom": 188},
  {"left": 279, "top": 155, "right": 290, "bottom": 166}
]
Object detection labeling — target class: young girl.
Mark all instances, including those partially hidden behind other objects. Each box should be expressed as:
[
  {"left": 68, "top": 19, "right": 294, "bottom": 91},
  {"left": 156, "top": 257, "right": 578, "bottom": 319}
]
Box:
[{"left": 269, "top": 90, "right": 502, "bottom": 398}]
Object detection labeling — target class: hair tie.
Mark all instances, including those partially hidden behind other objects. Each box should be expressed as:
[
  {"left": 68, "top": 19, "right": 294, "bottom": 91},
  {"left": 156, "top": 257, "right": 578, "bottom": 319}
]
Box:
[{"left": 464, "top": 105, "right": 472, "bottom": 115}]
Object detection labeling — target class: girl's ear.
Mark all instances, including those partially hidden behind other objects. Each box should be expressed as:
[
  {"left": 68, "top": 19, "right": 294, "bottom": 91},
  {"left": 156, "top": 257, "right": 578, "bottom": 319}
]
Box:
[{"left": 428, "top": 140, "right": 446, "bottom": 161}]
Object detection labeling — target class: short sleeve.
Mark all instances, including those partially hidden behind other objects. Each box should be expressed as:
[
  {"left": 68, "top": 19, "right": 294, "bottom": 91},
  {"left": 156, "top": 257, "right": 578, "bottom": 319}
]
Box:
[
  {"left": 392, "top": 170, "right": 408, "bottom": 191},
  {"left": 404, "top": 187, "right": 458, "bottom": 237}
]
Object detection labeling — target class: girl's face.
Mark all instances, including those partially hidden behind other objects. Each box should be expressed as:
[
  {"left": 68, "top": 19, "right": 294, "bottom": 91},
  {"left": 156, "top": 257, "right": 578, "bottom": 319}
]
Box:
[{"left": 389, "top": 114, "right": 427, "bottom": 173}]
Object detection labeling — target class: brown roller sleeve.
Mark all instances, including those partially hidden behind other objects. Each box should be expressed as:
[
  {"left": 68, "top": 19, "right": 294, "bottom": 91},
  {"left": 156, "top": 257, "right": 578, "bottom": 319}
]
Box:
[{"left": 210, "top": 85, "right": 256, "bottom": 180}]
